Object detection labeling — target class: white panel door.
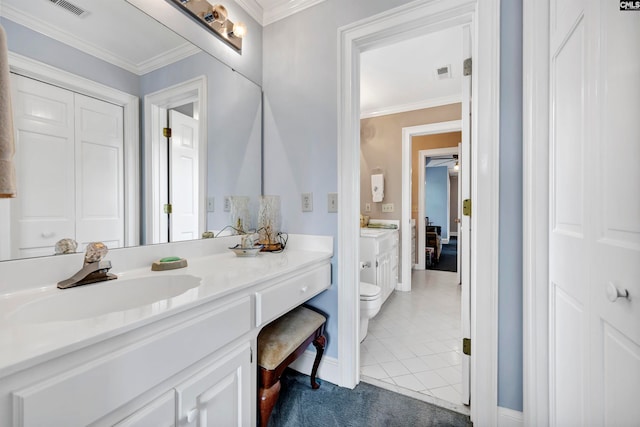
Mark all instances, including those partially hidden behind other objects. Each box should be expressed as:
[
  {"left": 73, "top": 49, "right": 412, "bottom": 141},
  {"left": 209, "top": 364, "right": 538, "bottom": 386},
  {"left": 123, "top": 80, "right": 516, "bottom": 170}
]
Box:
[
  {"left": 9, "top": 74, "right": 75, "bottom": 258},
  {"left": 549, "top": 1, "right": 639, "bottom": 425},
  {"left": 75, "top": 93, "right": 124, "bottom": 252},
  {"left": 169, "top": 110, "right": 199, "bottom": 242}
]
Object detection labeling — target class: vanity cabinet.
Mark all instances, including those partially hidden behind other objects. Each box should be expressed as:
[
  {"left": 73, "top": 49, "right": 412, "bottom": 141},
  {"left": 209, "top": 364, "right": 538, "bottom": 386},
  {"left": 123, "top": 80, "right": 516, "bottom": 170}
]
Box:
[
  {"left": 10, "top": 296, "right": 254, "bottom": 427},
  {"left": 0, "top": 237, "right": 333, "bottom": 427},
  {"left": 360, "top": 229, "right": 399, "bottom": 304}
]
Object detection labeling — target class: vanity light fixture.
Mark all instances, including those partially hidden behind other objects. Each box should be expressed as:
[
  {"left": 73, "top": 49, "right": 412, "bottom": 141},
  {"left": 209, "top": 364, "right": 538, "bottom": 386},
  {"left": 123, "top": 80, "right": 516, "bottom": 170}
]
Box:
[{"left": 170, "top": 0, "right": 246, "bottom": 53}]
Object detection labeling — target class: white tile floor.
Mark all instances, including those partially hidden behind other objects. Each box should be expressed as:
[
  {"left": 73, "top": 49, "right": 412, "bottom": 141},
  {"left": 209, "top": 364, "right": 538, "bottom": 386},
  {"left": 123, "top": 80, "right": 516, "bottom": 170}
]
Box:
[{"left": 360, "top": 269, "right": 468, "bottom": 414}]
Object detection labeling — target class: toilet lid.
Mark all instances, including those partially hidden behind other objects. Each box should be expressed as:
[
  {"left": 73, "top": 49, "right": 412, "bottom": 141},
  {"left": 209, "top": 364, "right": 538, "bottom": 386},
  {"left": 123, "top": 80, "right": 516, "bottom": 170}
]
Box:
[{"left": 360, "top": 282, "right": 381, "bottom": 299}]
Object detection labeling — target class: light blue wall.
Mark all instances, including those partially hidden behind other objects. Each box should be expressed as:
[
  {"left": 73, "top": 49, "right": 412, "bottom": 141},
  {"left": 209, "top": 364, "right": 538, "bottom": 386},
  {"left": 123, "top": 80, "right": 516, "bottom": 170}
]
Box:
[
  {"left": 263, "top": 0, "right": 524, "bottom": 411},
  {"left": 1, "top": 18, "right": 139, "bottom": 95},
  {"left": 139, "top": 53, "right": 263, "bottom": 233},
  {"left": 498, "top": 0, "right": 524, "bottom": 412},
  {"left": 262, "top": 0, "right": 413, "bottom": 359},
  {"left": 425, "top": 166, "right": 449, "bottom": 239}
]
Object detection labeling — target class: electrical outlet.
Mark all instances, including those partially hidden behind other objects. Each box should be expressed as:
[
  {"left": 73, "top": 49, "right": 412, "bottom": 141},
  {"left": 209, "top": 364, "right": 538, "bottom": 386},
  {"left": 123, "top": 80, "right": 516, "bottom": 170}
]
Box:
[
  {"left": 223, "top": 196, "right": 231, "bottom": 212},
  {"left": 328, "top": 193, "right": 338, "bottom": 213},
  {"left": 207, "top": 197, "right": 215, "bottom": 212},
  {"left": 365, "top": 203, "right": 371, "bottom": 212},
  {"left": 301, "top": 193, "right": 313, "bottom": 212},
  {"left": 382, "top": 203, "right": 394, "bottom": 213}
]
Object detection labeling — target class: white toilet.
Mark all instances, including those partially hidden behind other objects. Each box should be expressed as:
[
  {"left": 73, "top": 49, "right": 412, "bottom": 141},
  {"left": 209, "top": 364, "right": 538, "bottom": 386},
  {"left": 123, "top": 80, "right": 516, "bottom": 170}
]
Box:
[{"left": 359, "top": 281, "right": 382, "bottom": 342}]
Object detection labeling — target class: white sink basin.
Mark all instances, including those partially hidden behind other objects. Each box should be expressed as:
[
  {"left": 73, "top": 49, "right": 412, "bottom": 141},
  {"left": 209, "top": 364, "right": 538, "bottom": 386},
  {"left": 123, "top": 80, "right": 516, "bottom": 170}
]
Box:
[{"left": 8, "top": 274, "right": 202, "bottom": 323}]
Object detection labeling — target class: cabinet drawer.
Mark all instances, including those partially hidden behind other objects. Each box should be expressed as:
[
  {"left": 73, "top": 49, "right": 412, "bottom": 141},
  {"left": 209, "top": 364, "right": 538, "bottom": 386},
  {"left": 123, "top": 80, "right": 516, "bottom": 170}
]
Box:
[
  {"left": 255, "top": 264, "right": 330, "bottom": 327},
  {"left": 12, "top": 297, "right": 251, "bottom": 427}
]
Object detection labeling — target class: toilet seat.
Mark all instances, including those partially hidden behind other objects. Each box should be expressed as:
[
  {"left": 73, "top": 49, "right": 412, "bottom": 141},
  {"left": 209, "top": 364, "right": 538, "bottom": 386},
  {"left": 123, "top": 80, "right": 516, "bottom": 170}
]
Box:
[{"left": 360, "top": 282, "right": 381, "bottom": 301}]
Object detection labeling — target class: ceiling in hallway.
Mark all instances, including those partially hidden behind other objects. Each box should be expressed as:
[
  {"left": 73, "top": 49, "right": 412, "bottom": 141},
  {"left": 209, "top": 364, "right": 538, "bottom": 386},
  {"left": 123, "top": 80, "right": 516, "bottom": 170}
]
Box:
[{"left": 360, "top": 25, "right": 464, "bottom": 118}]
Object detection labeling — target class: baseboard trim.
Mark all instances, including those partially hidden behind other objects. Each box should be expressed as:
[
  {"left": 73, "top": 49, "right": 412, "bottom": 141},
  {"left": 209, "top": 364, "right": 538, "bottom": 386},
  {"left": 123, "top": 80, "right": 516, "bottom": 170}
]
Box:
[
  {"left": 288, "top": 350, "right": 340, "bottom": 386},
  {"left": 497, "top": 407, "right": 523, "bottom": 427}
]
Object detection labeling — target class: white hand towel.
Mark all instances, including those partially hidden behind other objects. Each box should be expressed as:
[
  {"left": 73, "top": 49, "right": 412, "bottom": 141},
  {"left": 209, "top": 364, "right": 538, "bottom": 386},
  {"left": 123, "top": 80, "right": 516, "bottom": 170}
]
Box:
[
  {"left": 371, "top": 174, "right": 384, "bottom": 202},
  {"left": 0, "top": 25, "right": 16, "bottom": 198}
]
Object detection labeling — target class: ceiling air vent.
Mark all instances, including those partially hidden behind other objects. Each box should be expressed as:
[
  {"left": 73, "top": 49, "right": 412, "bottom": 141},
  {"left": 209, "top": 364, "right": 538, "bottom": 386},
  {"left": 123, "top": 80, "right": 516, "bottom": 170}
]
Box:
[
  {"left": 48, "top": 0, "right": 88, "bottom": 17},
  {"left": 435, "top": 65, "right": 451, "bottom": 80}
]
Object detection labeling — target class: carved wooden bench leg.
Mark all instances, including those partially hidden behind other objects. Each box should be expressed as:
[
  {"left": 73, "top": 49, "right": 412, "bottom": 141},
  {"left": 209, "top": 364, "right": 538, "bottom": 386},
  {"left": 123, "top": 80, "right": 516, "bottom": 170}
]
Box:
[
  {"left": 258, "top": 370, "right": 280, "bottom": 427},
  {"left": 310, "top": 334, "right": 326, "bottom": 389}
]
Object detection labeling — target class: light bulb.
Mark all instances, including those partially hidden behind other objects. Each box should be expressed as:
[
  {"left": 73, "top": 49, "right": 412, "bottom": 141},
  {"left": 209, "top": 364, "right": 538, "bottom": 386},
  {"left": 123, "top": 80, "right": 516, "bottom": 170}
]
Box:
[
  {"left": 211, "top": 4, "right": 228, "bottom": 23},
  {"left": 232, "top": 21, "right": 247, "bottom": 38},
  {"left": 454, "top": 161, "right": 459, "bottom": 171}
]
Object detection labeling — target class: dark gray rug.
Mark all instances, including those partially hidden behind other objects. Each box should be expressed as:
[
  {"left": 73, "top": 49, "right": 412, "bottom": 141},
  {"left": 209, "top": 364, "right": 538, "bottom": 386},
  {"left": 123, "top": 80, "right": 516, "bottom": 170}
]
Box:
[
  {"left": 430, "top": 237, "right": 457, "bottom": 272},
  {"left": 268, "top": 369, "right": 472, "bottom": 427}
]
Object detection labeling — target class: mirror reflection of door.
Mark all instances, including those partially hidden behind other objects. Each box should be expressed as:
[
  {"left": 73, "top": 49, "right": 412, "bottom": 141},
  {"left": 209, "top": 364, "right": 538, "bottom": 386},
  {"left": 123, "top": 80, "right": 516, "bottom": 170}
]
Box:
[
  {"left": 162, "top": 107, "right": 199, "bottom": 243},
  {"left": 6, "top": 73, "right": 124, "bottom": 258}
]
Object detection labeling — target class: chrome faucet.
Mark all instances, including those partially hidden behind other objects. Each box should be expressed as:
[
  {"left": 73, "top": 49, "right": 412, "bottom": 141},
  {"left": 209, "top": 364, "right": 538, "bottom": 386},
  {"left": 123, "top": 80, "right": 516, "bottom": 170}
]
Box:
[{"left": 57, "top": 242, "right": 118, "bottom": 289}]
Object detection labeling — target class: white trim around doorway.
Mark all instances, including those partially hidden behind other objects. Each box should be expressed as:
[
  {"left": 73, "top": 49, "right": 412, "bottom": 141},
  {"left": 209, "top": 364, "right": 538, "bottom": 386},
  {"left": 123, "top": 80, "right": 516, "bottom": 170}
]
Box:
[
  {"left": 401, "top": 124, "right": 461, "bottom": 284},
  {"left": 522, "top": 0, "right": 550, "bottom": 425},
  {"left": 143, "top": 76, "right": 208, "bottom": 244},
  {"left": 337, "top": 0, "right": 500, "bottom": 425}
]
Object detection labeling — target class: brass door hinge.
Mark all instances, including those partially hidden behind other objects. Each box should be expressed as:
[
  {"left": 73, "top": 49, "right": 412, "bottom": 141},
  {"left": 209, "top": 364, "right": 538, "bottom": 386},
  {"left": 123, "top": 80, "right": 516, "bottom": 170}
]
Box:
[
  {"left": 463, "top": 57, "right": 472, "bottom": 76},
  {"left": 463, "top": 199, "right": 471, "bottom": 216},
  {"left": 163, "top": 203, "right": 172, "bottom": 214},
  {"left": 163, "top": 127, "right": 172, "bottom": 138},
  {"left": 462, "top": 338, "right": 471, "bottom": 356}
]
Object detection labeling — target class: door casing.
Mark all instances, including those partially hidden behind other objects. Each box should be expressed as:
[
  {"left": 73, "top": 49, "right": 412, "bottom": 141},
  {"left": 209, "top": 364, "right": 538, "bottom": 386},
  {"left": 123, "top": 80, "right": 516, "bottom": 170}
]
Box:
[{"left": 337, "top": 0, "right": 501, "bottom": 424}]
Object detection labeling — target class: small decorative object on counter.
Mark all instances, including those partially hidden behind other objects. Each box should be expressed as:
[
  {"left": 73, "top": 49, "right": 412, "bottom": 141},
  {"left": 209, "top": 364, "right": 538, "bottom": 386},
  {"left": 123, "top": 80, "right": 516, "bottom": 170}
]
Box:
[
  {"left": 257, "top": 195, "right": 282, "bottom": 251},
  {"left": 228, "top": 244, "right": 264, "bottom": 257},
  {"left": 54, "top": 238, "right": 77, "bottom": 255},
  {"left": 202, "top": 231, "right": 214, "bottom": 239},
  {"left": 230, "top": 196, "right": 251, "bottom": 234}
]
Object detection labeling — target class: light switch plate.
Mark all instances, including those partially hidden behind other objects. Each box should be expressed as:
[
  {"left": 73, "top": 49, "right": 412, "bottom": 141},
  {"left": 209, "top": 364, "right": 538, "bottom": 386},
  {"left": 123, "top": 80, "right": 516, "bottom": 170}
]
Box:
[
  {"left": 302, "top": 193, "right": 313, "bottom": 212},
  {"left": 382, "top": 203, "right": 394, "bottom": 213},
  {"left": 365, "top": 203, "right": 371, "bottom": 212},
  {"left": 328, "top": 193, "right": 338, "bottom": 213},
  {"left": 224, "top": 196, "right": 231, "bottom": 212},
  {"left": 207, "top": 197, "right": 215, "bottom": 212}
]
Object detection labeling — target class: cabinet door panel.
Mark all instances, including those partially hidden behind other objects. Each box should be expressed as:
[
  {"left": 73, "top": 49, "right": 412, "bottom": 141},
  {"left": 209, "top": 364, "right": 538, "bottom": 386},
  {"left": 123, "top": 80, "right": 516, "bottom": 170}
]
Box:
[
  {"left": 176, "top": 343, "right": 252, "bottom": 427},
  {"left": 114, "top": 391, "right": 176, "bottom": 427}
]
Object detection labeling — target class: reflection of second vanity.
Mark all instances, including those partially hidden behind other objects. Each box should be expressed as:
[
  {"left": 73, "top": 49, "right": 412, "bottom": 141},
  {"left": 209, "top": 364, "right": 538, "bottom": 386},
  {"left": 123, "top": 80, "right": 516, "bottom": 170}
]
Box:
[{"left": 0, "top": 235, "right": 332, "bottom": 426}]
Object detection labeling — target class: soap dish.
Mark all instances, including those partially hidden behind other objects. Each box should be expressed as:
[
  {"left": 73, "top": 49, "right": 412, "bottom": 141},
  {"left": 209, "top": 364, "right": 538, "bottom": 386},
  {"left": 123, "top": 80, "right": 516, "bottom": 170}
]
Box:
[
  {"left": 151, "top": 257, "right": 188, "bottom": 271},
  {"left": 229, "top": 244, "right": 264, "bottom": 257}
]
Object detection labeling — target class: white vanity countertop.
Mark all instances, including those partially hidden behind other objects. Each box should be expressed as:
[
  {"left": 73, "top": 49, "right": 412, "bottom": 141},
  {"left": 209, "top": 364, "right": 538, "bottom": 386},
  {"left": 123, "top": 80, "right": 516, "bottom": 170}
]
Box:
[{"left": 0, "top": 237, "right": 333, "bottom": 378}]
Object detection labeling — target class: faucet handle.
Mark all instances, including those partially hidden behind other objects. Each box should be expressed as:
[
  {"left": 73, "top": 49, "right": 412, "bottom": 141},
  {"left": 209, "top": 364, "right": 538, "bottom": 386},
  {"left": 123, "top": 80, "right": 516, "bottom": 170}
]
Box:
[{"left": 84, "top": 242, "right": 109, "bottom": 264}]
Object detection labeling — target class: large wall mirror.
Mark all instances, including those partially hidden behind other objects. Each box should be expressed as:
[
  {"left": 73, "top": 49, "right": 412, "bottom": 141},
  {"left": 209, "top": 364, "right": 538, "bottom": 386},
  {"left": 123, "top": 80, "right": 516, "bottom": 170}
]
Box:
[{"left": 0, "top": 0, "right": 263, "bottom": 261}]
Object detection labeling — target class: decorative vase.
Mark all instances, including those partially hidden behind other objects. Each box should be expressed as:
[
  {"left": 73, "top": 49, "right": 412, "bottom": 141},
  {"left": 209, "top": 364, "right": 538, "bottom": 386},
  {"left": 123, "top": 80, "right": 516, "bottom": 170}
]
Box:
[
  {"left": 229, "top": 196, "right": 251, "bottom": 234},
  {"left": 257, "top": 195, "right": 281, "bottom": 249}
]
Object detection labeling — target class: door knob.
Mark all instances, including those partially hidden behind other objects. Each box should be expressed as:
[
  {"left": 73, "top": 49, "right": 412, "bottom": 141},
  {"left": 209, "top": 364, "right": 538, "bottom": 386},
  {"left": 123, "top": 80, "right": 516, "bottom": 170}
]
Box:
[{"left": 605, "top": 282, "right": 630, "bottom": 302}]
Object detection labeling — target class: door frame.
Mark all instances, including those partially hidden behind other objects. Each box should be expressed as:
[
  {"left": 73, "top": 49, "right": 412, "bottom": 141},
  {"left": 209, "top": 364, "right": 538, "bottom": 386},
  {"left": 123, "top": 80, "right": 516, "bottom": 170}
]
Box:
[
  {"left": 404, "top": 135, "right": 460, "bottom": 279},
  {"left": 522, "top": 0, "right": 550, "bottom": 424},
  {"left": 5, "top": 52, "right": 140, "bottom": 249},
  {"left": 337, "top": 0, "right": 500, "bottom": 424},
  {"left": 143, "top": 76, "right": 207, "bottom": 244}
]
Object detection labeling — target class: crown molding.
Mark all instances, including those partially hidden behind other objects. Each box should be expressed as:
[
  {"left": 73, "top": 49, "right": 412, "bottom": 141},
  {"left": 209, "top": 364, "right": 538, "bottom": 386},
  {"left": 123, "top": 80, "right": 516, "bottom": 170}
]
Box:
[
  {"left": 360, "top": 95, "right": 462, "bottom": 119},
  {"left": 233, "top": 0, "right": 264, "bottom": 25},
  {"left": 2, "top": 4, "right": 198, "bottom": 75},
  {"left": 261, "top": 0, "right": 326, "bottom": 26}
]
